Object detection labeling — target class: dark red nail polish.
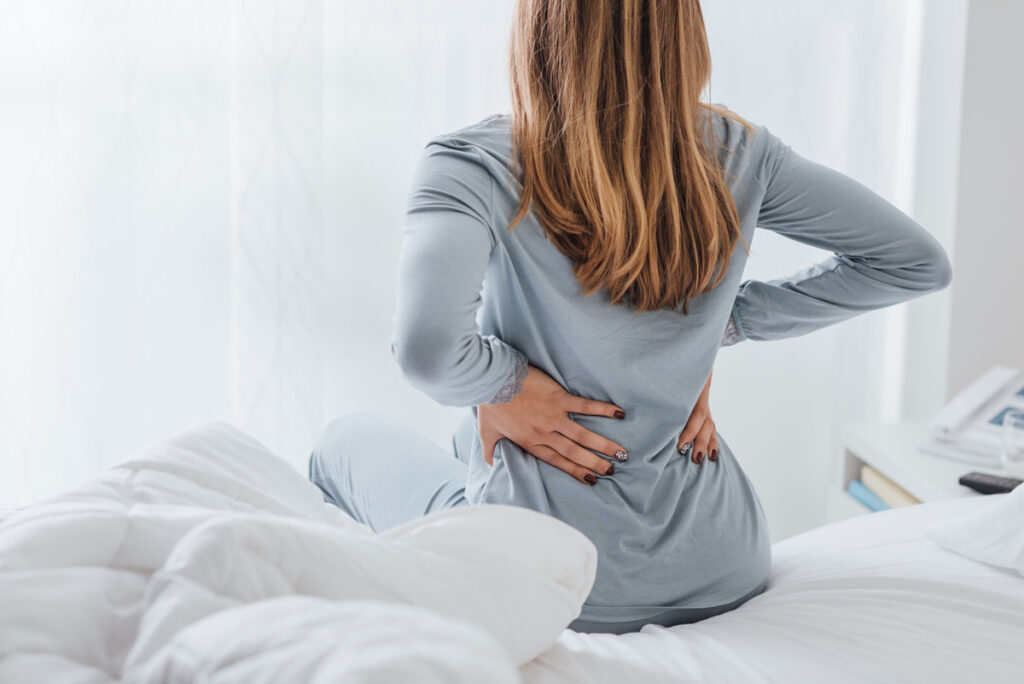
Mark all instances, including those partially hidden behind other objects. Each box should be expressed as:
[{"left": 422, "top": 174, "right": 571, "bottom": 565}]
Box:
[
  {"left": 584, "top": 473, "right": 597, "bottom": 485},
  {"left": 605, "top": 463, "right": 614, "bottom": 476},
  {"left": 711, "top": 449, "right": 718, "bottom": 461},
  {"left": 697, "top": 451, "right": 704, "bottom": 463},
  {"left": 614, "top": 409, "right": 625, "bottom": 419}
]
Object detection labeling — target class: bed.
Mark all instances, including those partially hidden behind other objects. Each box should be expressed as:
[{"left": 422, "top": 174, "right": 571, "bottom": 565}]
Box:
[{"left": 1, "top": 422, "right": 1021, "bottom": 683}]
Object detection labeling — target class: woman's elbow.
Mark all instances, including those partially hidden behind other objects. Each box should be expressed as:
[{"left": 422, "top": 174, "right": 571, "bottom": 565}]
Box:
[
  {"left": 922, "top": 242, "right": 954, "bottom": 292},
  {"left": 897, "top": 231, "right": 953, "bottom": 293},
  {"left": 390, "top": 334, "right": 453, "bottom": 388}
]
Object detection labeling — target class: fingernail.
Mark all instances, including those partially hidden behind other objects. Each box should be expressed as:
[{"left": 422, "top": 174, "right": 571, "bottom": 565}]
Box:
[
  {"left": 584, "top": 473, "right": 597, "bottom": 485},
  {"left": 710, "top": 449, "right": 718, "bottom": 461},
  {"left": 678, "top": 442, "right": 691, "bottom": 456},
  {"left": 614, "top": 449, "right": 628, "bottom": 461},
  {"left": 605, "top": 463, "right": 614, "bottom": 476},
  {"left": 614, "top": 409, "right": 625, "bottom": 419}
]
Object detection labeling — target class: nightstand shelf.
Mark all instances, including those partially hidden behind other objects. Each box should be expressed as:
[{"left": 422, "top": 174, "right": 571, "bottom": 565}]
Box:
[{"left": 827, "top": 420, "right": 994, "bottom": 523}]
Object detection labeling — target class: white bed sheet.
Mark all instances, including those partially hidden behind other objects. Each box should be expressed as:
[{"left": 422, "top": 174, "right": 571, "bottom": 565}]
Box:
[{"left": 524, "top": 493, "right": 1024, "bottom": 683}]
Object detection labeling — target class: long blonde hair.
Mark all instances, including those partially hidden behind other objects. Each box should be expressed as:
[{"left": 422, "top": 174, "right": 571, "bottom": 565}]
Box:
[{"left": 507, "top": 0, "right": 753, "bottom": 314}]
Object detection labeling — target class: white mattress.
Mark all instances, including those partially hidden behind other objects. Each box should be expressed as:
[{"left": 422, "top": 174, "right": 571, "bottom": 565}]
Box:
[
  {"left": 524, "top": 494, "right": 1024, "bottom": 683},
  {"left": 1, "top": 421, "right": 1022, "bottom": 683}
]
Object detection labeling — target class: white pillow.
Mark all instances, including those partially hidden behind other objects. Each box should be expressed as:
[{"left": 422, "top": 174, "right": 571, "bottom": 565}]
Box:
[
  {"left": 922, "top": 483, "right": 1024, "bottom": 576},
  {"left": 124, "top": 506, "right": 596, "bottom": 670}
]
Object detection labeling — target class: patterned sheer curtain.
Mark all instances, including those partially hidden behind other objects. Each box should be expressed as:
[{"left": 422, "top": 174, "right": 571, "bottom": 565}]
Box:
[{"left": 0, "top": 1, "right": 963, "bottom": 540}]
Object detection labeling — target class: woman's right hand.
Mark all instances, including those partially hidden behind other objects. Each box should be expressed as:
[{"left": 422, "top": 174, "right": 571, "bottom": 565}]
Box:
[{"left": 476, "top": 364, "right": 628, "bottom": 485}]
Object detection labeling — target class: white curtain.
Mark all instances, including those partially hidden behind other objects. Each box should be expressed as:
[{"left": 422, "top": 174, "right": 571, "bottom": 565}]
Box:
[{"left": 0, "top": 1, "right": 962, "bottom": 541}]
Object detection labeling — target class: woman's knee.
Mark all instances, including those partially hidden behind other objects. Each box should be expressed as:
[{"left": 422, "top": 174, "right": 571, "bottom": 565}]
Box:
[{"left": 309, "top": 410, "right": 393, "bottom": 482}]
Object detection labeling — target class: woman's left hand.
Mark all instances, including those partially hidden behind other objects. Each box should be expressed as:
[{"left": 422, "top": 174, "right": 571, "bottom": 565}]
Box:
[{"left": 676, "top": 369, "right": 719, "bottom": 465}]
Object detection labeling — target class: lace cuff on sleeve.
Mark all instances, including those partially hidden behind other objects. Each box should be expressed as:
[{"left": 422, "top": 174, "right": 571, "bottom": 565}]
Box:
[
  {"left": 488, "top": 349, "right": 530, "bottom": 405},
  {"left": 721, "top": 313, "right": 742, "bottom": 347}
]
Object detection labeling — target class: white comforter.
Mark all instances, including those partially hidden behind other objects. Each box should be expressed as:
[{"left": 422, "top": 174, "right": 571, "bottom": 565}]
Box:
[
  {"left": 0, "top": 422, "right": 597, "bottom": 683},
  {"left": 3, "top": 422, "right": 1023, "bottom": 684}
]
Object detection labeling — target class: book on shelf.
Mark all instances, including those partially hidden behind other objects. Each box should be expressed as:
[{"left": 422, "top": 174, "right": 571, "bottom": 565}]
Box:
[
  {"left": 846, "top": 479, "right": 889, "bottom": 512},
  {"left": 860, "top": 464, "right": 921, "bottom": 507}
]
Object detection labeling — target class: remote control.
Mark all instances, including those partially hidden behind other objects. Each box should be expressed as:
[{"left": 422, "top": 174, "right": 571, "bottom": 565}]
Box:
[{"left": 958, "top": 471, "right": 1023, "bottom": 495}]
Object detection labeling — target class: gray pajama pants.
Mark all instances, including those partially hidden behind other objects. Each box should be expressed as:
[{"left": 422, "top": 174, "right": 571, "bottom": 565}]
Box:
[
  {"left": 307, "top": 410, "right": 767, "bottom": 635},
  {"left": 308, "top": 410, "right": 471, "bottom": 532}
]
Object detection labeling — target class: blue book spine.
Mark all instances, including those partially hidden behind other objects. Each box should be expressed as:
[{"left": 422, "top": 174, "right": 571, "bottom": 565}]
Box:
[{"left": 847, "top": 479, "right": 891, "bottom": 512}]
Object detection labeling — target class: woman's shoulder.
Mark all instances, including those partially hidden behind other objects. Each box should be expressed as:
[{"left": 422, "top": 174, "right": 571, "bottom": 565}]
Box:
[
  {"left": 703, "top": 103, "right": 782, "bottom": 185},
  {"left": 405, "top": 116, "right": 514, "bottom": 247},
  {"left": 703, "top": 103, "right": 766, "bottom": 150},
  {"left": 424, "top": 113, "right": 513, "bottom": 159},
  {"left": 415, "top": 114, "right": 520, "bottom": 206}
]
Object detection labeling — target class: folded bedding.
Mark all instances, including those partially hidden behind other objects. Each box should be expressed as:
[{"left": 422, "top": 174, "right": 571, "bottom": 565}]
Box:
[
  {"left": 922, "top": 479, "right": 1024, "bottom": 576},
  {"left": 2, "top": 421, "right": 1023, "bottom": 684},
  {"left": 0, "top": 422, "right": 597, "bottom": 683}
]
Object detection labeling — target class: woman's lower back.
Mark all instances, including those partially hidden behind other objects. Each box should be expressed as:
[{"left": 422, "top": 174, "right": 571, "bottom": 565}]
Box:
[{"left": 455, "top": 409, "right": 773, "bottom": 628}]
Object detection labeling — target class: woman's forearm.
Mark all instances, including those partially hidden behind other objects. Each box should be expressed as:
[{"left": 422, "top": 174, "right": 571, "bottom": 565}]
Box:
[{"left": 722, "top": 125, "right": 952, "bottom": 345}]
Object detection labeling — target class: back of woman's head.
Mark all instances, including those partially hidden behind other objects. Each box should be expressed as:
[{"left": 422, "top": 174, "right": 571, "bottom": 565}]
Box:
[{"left": 508, "top": 0, "right": 752, "bottom": 314}]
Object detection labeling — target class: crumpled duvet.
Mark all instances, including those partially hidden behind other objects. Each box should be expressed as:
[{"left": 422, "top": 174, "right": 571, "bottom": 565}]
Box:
[{"left": 0, "top": 421, "right": 598, "bottom": 684}]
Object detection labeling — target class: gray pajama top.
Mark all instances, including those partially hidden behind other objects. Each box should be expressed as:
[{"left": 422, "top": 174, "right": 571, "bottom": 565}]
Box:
[{"left": 390, "top": 107, "right": 953, "bottom": 625}]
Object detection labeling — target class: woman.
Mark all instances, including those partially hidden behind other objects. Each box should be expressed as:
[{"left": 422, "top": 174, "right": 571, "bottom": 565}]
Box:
[{"left": 309, "top": 0, "right": 952, "bottom": 634}]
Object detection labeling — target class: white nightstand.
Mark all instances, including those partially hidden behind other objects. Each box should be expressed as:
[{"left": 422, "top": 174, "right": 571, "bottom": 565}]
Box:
[{"left": 826, "top": 420, "right": 993, "bottom": 523}]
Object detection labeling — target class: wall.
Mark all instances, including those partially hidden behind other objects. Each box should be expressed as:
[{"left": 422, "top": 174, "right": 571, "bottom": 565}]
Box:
[{"left": 946, "top": 0, "right": 1024, "bottom": 396}]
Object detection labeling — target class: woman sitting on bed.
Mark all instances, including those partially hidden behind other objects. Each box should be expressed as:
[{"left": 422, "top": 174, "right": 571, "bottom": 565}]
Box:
[{"left": 308, "top": 0, "right": 952, "bottom": 634}]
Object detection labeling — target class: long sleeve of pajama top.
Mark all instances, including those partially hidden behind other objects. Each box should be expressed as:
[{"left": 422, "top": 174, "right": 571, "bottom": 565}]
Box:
[{"left": 389, "top": 107, "right": 952, "bottom": 626}]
